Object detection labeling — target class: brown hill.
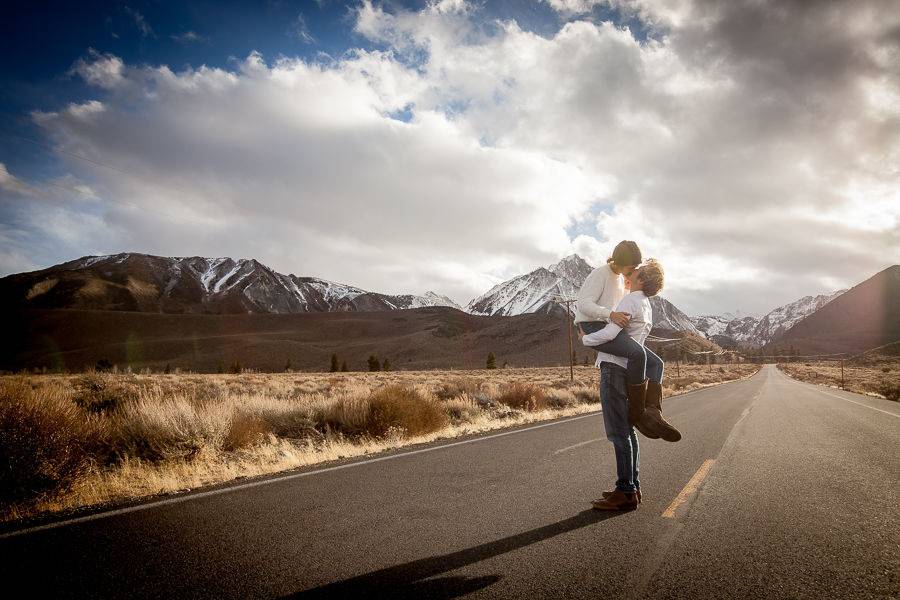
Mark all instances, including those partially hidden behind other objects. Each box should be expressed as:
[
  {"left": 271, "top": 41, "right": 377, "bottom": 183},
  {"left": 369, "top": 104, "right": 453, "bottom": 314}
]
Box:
[
  {"left": 1, "top": 307, "right": 720, "bottom": 373},
  {"left": 767, "top": 265, "right": 900, "bottom": 355}
]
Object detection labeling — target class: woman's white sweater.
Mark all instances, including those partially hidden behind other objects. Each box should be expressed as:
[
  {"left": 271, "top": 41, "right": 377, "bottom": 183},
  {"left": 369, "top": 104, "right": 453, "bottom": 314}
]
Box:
[{"left": 573, "top": 263, "right": 625, "bottom": 324}]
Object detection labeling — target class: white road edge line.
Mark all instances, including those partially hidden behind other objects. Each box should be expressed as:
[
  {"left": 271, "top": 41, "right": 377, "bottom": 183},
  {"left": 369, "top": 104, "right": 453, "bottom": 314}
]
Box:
[
  {"left": 552, "top": 438, "right": 602, "bottom": 455},
  {"left": 814, "top": 388, "right": 900, "bottom": 418},
  {"left": 1, "top": 411, "right": 602, "bottom": 539},
  {"left": 778, "top": 368, "right": 900, "bottom": 418}
]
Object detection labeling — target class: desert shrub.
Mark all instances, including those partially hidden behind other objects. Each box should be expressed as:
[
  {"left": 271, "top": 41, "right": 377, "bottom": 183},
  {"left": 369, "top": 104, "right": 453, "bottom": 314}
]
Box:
[
  {"left": 254, "top": 398, "right": 322, "bottom": 440},
  {"left": 550, "top": 379, "right": 575, "bottom": 389},
  {"left": 882, "top": 367, "right": 891, "bottom": 373},
  {"left": 495, "top": 383, "right": 548, "bottom": 411},
  {"left": 434, "top": 378, "right": 482, "bottom": 401},
  {"left": 223, "top": 412, "right": 270, "bottom": 451},
  {"left": 316, "top": 395, "right": 372, "bottom": 436},
  {"left": 368, "top": 384, "right": 449, "bottom": 438},
  {"left": 571, "top": 385, "right": 600, "bottom": 404},
  {"left": 441, "top": 394, "right": 483, "bottom": 424},
  {"left": 544, "top": 388, "right": 577, "bottom": 408},
  {"left": 0, "top": 379, "right": 108, "bottom": 504},
  {"left": 72, "top": 373, "right": 139, "bottom": 414},
  {"left": 113, "top": 396, "right": 229, "bottom": 462},
  {"left": 877, "top": 382, "right": 900, "bottom": 402}
]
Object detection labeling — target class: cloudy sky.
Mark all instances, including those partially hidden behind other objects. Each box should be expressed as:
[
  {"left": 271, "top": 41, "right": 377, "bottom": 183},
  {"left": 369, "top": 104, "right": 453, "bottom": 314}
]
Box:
[{"left": 1, "top": 0, "right": 898, "bottom": 316}]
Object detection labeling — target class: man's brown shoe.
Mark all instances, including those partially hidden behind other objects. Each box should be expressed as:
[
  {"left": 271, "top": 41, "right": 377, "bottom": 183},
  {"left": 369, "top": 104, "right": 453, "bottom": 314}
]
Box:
[
  {"left": 602, "top": 488, "right": 641, "bottom": 503},
  {"left": 642, "top": 381, "right": 682, "bottom": 442},
  {"left": 591, "top": 489, "right": 638, "bottom": 511},
  {"left": 627, "top": 379, "right": 648, "bottom": 426}
]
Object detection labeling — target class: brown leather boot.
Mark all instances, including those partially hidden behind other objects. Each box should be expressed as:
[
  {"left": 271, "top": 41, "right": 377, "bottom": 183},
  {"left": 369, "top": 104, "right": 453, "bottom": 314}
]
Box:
[
  {"left": 641, "top": 381, "right": 682, "bottom": 442},
  {"left": 628, "top": 379, "right": 659, "bottom": 439},
  {"left": 591, "top": 489, "right": 639, "bottom": 510},
  {"left": 602, "top": 488, "right": 641, "bottom": 503},
  {"left": 634, "top": 414, "right": 661, "bottom": 439},
  {"left": 627, "top": 379, "right": 648, "bottom": 426}
]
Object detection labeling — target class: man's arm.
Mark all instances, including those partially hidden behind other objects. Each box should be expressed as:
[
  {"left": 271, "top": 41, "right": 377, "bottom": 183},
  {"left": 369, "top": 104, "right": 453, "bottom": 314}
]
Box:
[
  {"left": 581, "top": 320, "right": 623, "bottom": 346},
  {"left": 581, "top": 294, "right": 635, "bottom": 346},
  {"left": 576, "top": 268, "right": 613, "bottom": 321}
]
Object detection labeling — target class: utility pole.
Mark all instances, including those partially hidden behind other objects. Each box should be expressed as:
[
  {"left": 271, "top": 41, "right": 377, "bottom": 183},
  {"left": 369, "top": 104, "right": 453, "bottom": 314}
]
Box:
[
  {"left": 554, "top": 296, "right": 577, "bottom": 382},
  {"left": 840, "top": 358, "right": 844, "bottom": 390}
]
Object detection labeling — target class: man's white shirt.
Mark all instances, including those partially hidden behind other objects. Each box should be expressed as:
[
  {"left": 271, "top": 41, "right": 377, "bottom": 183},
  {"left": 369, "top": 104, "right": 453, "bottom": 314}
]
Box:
[{"left": 581, "top": 291, "right": 653, "bottom": 369}]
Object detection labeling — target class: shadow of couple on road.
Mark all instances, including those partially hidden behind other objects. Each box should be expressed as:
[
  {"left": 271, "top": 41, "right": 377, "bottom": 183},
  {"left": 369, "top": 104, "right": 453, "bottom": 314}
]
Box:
[{"left": 285, "top": 508, "right": 626, "bottom": 599}]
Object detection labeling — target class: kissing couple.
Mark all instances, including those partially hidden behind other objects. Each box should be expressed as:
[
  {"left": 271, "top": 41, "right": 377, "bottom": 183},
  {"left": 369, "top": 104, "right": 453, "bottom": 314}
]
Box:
[{"left": 574, "top": 240, "right": 682, "bottom": 511}]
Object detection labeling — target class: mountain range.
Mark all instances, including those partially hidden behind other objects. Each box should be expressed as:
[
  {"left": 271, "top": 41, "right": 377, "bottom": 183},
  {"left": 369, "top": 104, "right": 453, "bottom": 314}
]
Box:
[
  {"left": 770, "top": 265, "right": 900, "bottom": 355},
  {"left": 690, "top": 290, "right": 846, "bottom": 348},
  {"left": 0, "top": 253, "right": 462, "bottom": 315},
  {"left": 2, "top": 252, "right": 705, "bottom": 336},
  {"left": 2, "top": 252, "right": 895, "bottom": 355},
  {"left": 466, "top": 254, "right": 701, "bottom": 335}
]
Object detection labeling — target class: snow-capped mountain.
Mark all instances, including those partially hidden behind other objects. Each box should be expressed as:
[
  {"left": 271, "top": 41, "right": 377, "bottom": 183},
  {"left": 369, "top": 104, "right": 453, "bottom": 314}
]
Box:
[
  {"left": 691, "top": 314, "right": 761, "bottom": 346},
  {"left": 752, "top": 290, "right": 846, "bottom": 344},
  {"left": 388, "top": 291, "right": 463, "bottom": 311},
  {"left": 1, "top": 253, "right": 463, "bottom": 314},
  {"left": 467, "top": 255, "right": 592, "bottom": 317},
  {"left": 648, "top": 296, "right": 702, "bottom": 335},
  {"left": 466, "top": 254, "right": 702, "bottom": 335},
  {"left": 691, "top": 289, "right": 846, "bottom": 347}
]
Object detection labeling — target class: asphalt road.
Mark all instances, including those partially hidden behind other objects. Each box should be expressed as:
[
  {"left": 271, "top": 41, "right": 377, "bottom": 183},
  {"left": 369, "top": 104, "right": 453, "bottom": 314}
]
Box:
[{"left": 1, "top": 365, "right": 898, "bottom": 599}]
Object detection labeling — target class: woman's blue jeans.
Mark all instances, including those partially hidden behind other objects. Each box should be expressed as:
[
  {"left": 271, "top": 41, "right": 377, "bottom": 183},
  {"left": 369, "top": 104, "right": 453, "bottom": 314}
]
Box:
[{"left": 581, "top": 322, "right": 664, "bottom": 385}]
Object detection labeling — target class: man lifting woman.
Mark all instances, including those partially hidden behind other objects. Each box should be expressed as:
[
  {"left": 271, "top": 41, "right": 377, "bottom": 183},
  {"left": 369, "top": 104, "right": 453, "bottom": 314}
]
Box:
[{"left": 576, "top": 241, "right": 681, "bottom": 510}]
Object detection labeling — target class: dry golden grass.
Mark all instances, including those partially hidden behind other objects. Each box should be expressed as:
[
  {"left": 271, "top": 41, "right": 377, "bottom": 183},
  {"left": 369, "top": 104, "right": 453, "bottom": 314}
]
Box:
[
  {"left": 777, "top": 359, "right": 900, "bottom": 401},
  {"left": 0, "top": 363, "right": 759, "bottom": 523}
]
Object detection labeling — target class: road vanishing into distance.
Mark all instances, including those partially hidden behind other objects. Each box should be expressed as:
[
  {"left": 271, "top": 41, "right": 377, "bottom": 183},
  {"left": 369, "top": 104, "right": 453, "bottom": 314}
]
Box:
[{"left": 1, "top": 365, "right": 898, "bottom": 599}]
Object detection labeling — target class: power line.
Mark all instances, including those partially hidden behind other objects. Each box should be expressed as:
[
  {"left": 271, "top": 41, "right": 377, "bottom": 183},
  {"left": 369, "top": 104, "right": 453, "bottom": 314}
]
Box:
[
  {"left": 0, "top": 124, "right": 203, "bottom": 201},
  {"left": 0, "top": 126, "right": 135, "bottom": 177}
]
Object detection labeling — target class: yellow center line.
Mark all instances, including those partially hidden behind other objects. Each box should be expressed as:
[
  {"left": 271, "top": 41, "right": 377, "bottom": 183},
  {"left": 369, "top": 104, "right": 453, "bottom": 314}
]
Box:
[{"left": 662, "top": 458, "right": 715, "bottom": 518}]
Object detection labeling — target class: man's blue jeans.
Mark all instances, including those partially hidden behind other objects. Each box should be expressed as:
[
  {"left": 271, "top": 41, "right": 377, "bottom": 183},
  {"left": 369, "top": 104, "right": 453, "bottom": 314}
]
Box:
[
  {"left": 599, "top": 362, "right": 639, "bottom": 493},
  {"left": 581, "top": 322, "right": 664, "bottom": 386}
]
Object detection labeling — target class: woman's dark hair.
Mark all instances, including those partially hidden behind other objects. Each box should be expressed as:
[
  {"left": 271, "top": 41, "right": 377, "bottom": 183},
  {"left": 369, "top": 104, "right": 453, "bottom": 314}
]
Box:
[{"left": 606, "top": 240, "right": 642, "bottom": 268}]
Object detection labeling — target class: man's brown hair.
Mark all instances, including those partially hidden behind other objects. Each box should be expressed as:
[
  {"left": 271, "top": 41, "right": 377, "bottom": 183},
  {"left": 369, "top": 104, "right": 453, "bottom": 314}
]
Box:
[
  {"left": 606, "top": 240, "right": 642, "bottom": 268},
  {"left": 638, "top": 259, "right": 665, "bottom": 297}
]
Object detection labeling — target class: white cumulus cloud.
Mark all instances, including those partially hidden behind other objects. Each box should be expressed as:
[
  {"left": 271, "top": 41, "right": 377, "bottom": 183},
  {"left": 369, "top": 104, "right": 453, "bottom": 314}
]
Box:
[{"left": 5, "top": 0, "right": 899, "bottom": 315}]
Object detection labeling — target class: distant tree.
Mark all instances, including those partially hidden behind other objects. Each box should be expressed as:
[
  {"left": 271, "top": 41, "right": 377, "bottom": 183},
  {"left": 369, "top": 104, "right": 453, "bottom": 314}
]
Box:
[
  {"left": 486, "top": 352, "right": 497, "bottom": 369},
  {"left": 284, "top": 359, "right": 293, "bottom": 372},
  {"left": 229, "top": 361, "right": 242, "bottom": 374},
  {"left": 382, "top": 358, "right": 391, "bottom": 371},
  {"left": 330, "top": 353, "right": 339, "bottom": 372},
  {"left": 368, "top": 354, "right": 381, "bottom": 372},
  {"left": 95, "top": 358, "right": 113, "bottom": 372},
  {"left": 164, "top": 363, "right": 171, "bottom": 374},
  {"left": 340, "top": 360, "right": 348, "bottom": 372},
  {"left": 502, "top": 360, "right": 508, "bottom": 369}
]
